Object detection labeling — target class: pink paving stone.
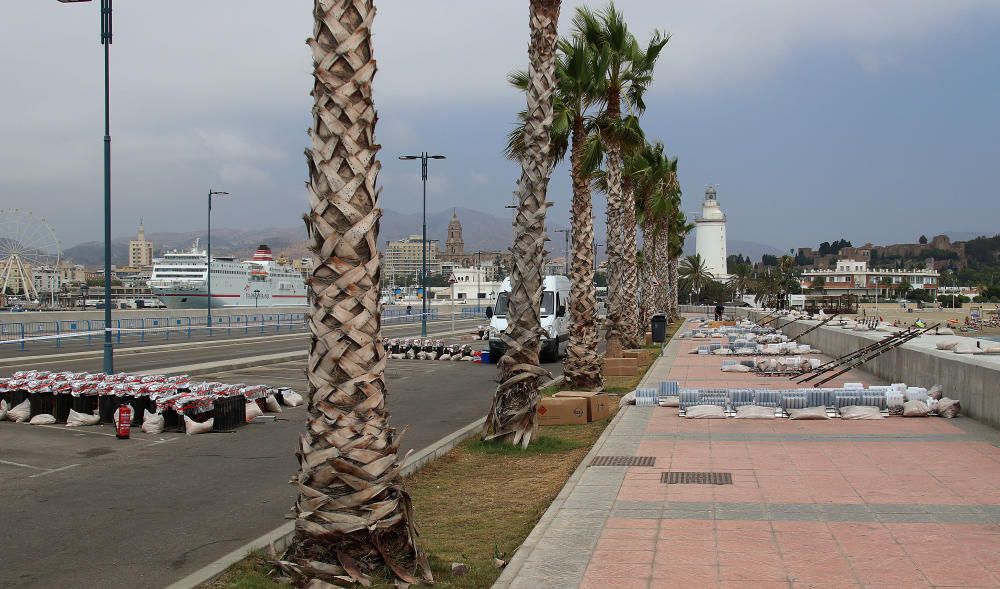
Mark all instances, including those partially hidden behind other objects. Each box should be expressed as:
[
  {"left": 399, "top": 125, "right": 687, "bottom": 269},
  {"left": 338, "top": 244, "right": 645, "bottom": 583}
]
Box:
[
  {"left": 584, "top": 561, "right": 653, "bottom": 579},
  {"left": 580, "top": 577, "right": 650, "bottom": 589},
  {"left": 650, "top": 563, "right": 718, "bottom": 586},
  {"left": 596, "top": 537, "right": 657, "bottom": 552},
  {"left": 602, "top": 527, "right": 659, "bottom": 540},
  {"left": 606, "top": 517, "right": 660, "bottom": 529},
  {"left": 590, "top": 549, "right": 654, "bottom": 564}
]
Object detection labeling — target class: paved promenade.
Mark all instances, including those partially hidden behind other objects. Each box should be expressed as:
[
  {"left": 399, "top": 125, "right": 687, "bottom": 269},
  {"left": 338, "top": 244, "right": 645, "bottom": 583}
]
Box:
[{"left": 497, "top": 318, "right": 1000, "bottom": 589}]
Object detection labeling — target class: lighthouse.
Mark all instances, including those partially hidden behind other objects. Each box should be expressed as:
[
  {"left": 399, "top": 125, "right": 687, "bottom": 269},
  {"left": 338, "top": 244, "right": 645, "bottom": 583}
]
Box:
[{"left": 694, "top": 185, "right": 728, "bottom": 280}]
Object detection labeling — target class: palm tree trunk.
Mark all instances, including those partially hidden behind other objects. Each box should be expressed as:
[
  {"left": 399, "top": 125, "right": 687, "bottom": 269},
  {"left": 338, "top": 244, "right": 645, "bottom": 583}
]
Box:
[
  {"left": 563, "top": 115, "right": 603, "bottom": 391},
  {"left": 603, "top": 143, "right": 625, "bottom": 358},
  {"left": 483, "top": 0, "right": 561, "bottom": 447},
  {"left": 620, "top": 184, "right": 640, "bottom": 349},
  {"left": 637, "top": 217, "right": 655, "bottom": 341},
  {"left": 655, "top": 227, "right": 670, "bottom": 314},
  {"left": 280, "top": 1, "right": 431, "bottom": 585},
  {"left": 669, "top": 256, "right": 679, "bottom": 319}
]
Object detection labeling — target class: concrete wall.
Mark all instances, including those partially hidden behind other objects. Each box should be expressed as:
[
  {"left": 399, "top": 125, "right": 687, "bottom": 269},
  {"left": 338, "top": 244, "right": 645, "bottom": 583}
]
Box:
[{"left": 738, "top": 309, "right": 1000, "bottom": 430}]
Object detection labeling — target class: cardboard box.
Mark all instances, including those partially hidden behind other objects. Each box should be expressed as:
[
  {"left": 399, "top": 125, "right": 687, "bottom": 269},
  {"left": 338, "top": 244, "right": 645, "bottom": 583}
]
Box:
[
  {"left": 552, "top": 391, "right": 610, "bottom": 422},
  {"left": 644, "top": 331, "right": 653, "bottom": 345},
  {"left": 603, "top": 357, "right": 638, "bottom": 377},
  {"left": 623, "top": 349, "right": 652, "bottom": 364},
  {"left": 537, "top": 396, "right": 588, "bottom": 426}
]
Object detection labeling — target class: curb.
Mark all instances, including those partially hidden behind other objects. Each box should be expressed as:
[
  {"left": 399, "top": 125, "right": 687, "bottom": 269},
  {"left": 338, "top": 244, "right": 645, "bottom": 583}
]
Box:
[
  {"left": 492, "top": 396, "right": 629, "bottom": 588},
  {"left": 162, "top": 416, "right": 487, "bottom": 589}
]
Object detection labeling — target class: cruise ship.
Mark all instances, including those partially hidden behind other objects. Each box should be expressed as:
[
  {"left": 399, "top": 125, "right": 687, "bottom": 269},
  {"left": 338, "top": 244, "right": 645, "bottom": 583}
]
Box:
[{"left": 149, "top": 244, "right": 307, "bottom": 309}]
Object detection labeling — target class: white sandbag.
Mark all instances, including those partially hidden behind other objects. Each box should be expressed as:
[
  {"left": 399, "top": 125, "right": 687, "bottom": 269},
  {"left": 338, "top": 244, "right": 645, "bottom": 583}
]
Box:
[
  {"left": 141, "top": 409, "right": 164, "bottom": 434},
  {"left": 902, "top": 400, "right": 929, "bottom": 417},
  {"left": 712, "top": 348, "right": 731, "bottom": 355},
  {"left": 8, "top": 399, "right": 30, "bottom": 423},
  {"left": 788, "top": 406, "right": 830, "bottom": 420},
  {"left": 935, "top": 340, "right": 960, "bottom": 350},
  {"left": 29, "top": 414, "right": 57, "bottom": 425},
  {"left": 66, "top": 409, "right": 100, "bottom": 427},
  {"left": 840, "top": 406, "right": 883, "bottom": 420},
  {"left": 934, "top": 327, "right": 955, "bottom": 335},
  {"left": 721, "top": 364, "right": 751, "bottom": 373},
  {"left": 735, "top": 405, "right": 776, "bottom": 419},
  {"left": 954, "top": 345, "right": 979, "bottom": 354},
  {"left": 264, "top": 395, "right": 283, "bottom": 413},
  {"left": 927, "top": 398, "right": 939, "bottom": 412},
  {"left": 684, "top": 405, "right": 726, "bottom": 419},
  {"left": 619, "top": 390, "right": 636, "bottom": 407},
  {"left": 928, "top": 385, "right": 944, "bottom": 400},
  {"left": 246, "top": 401, "right": 264, "bottom": 423},
  {"left": 0, "top": 400, "right": 7, "bottom": 421},
  {"left": 937, "top": 397, "right": 961, "bottom": 418},
  {"left": 658, "top": 396, "right": 679, "bottom": 407},
  {"left": 184, "top": 415, "right": 213, "bottom": 435},
  {"left": 281, "top": 390, "right": 304, "bottom": 407},
  {"left": 979, "top": 345, "right": 1000, "bottom": 355}
]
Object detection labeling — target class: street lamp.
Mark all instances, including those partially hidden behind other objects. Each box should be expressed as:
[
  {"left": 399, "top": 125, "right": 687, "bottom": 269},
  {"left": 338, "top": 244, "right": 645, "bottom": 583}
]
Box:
[
  {"left": 555, "top": 229, "right": 570, "bottom": 276},
  {"left": 80, "top": 283, "right": 89, "bottom": 310},
  {"left": 398, "top": 152, "right": 445, "bottom": 337},
  {"left": 206, "top": 189, "right": 230, "bottom": 329},
  {"left": 252, "top": 289, "right": 262, "bottom": 308},
  {"left": 58, "top": 0, "right": 115, "bottom": 373}
]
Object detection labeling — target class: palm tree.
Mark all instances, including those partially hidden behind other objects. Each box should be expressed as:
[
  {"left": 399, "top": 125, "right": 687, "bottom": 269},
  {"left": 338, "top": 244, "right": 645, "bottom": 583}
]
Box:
[
  {"left": 679, "top": 254, "right": 715, "bottom": 302},
  {"left": 280, "top": 1, "right": 431, "bottom": 586},
  {"left": 667, "top": 206, "right": 693, "bottom": 319},
  {"left": 634, "top": 141, "right": 672, "bottom": 337},
  {"left": 483, "top": 0, "right": 562, "bottom": 448},
  {"left": 727, "top": 264, "right": 753, "bottom": 300},
  {"left": 507, "top": 36, "right": 605, "bottom": 391},
  {"left": 810, "top": 276, "right": 826, "bottom": 294},
  {"left": 573, "top": 2, "right": 668, "bottom": 357}
]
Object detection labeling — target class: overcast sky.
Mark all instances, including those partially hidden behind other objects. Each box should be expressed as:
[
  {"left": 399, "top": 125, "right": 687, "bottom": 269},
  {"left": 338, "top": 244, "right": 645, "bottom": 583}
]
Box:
[{"left": 2, "top": 1, "right": 998, "bottom": 253}]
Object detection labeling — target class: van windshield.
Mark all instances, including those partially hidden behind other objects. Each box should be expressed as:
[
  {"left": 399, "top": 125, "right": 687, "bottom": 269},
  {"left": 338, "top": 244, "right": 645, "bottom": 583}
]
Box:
[{"left": 494, "top": 291, "right": 555, "bottom": 317}]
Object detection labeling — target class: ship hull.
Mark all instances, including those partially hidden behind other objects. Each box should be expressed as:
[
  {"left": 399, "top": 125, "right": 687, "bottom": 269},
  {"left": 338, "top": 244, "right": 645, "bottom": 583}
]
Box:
[{"left": 151, "top": 284, "right": 307, "bottom": 309}]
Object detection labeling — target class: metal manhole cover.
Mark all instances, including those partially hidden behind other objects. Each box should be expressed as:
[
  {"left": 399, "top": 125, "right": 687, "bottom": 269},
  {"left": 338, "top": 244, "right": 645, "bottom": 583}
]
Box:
[
  {"left": 661, "top": 471, "right": 733, "bottom": 485},
  {"left": 590, "top": 456, "right": 656, "bottom": 467}
]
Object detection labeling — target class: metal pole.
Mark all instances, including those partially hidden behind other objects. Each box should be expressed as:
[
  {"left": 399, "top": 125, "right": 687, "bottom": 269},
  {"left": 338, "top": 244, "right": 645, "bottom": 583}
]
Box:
[
  {"left": 102, "top": 0, "right": 114, "bottom": 374},
  {"left": 477, "top": 251, "right": 481, "bottom": 312},
  {"left": 421, "top": 152, "right": 428, "bottom": 337},
  {"left": 207, "top": 190, "right": 212, "bottom": 330}
]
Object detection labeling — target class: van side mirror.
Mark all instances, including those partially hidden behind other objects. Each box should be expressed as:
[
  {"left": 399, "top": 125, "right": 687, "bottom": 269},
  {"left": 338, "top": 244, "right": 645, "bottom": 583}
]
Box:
[
  {"left": 557, "top": 305, "right": 566, "bottom": 317},
  {"left": 485, "top": 307, "right": 493, "bottom": 319}
]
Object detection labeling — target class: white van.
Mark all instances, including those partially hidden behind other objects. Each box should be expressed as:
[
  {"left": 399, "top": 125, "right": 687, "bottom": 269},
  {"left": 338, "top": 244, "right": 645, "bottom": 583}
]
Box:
[{"left": 487, "top": 275, "right": 570, "bottom": 363}]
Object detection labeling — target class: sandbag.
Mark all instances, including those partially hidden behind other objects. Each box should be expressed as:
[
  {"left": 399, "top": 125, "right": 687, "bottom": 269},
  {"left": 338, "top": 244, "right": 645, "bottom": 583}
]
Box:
[
  {"left": 618, "top": 391, "right": 636, "bottom": 407},
  {"left": 141, "top": 409, "right": 164, "bottom": 434},
  {"left": 840, "top": 406, "right": 883, "bottom": 420},
  {"left": 721, "top": 364, "right": 751, "bottom": 373},
  {"left": 788, "top": 406, "right": 830, "bottom": 420},
  {"left": 928, "top": 385, "right": 944, "bottom": 400},
  {"left": 735, "top": 405, "right": 775, "bottom": 419},
  {"left": 685, "top": 405, "right": 726, "bottom": 419},
  {"left": 29, "top": 414, "right": 57, "bottom": 425},
  {"left": 8, "top": 399, "right": 30, "bottom": 423},
  {"left": 66, "top": 409, "right": 100, "bottom": 427},
  {"left": 246, "top": 401, "right": 264, "bottom": 423},
  {"left": 902, "top": 400, "right": 929, "bottom": 417},
  {"left": 0, "top": 400, "right": 8, "bottom": 421},
  {"left": 281, "top": 390, "right": 304, "bottom": 407},
  {"left": 937, "top": 397, "right": 961, "bottom": 418},
  {"left": 954, "top": 346, "right": 979, "bottom": 354},
  {"left": 184, "top": 415, "right": 214, "bottom": 435},
  {"left": 980, "top": 345, "right": 1000, "bottom": 355},
  {"left": 935, "top": 340, "right": 960, "bottom": 351},
  {"left": 264, "top": 395, "right": 283, "bottom": 413},
  {"left": 659, "top": 396, "right": 679, "bottom": 407},
  {"left": 934, "top": 327, "right": 955, "bottom": 335}
]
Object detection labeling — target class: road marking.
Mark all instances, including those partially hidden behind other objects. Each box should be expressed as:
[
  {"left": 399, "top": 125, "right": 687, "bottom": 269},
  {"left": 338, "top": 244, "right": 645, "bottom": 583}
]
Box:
[
  {"left": 29, "top": 464, "right": 81, "bottom": 478},
  {"left": 0, "top": 459, "right": 48, "bottom": 471}
]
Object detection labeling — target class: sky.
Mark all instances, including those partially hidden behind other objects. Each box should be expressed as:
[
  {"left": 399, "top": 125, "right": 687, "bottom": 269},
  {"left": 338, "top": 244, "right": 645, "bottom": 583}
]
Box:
[{"left": 1, "top": 1, "right": 998, "bottom": 254}]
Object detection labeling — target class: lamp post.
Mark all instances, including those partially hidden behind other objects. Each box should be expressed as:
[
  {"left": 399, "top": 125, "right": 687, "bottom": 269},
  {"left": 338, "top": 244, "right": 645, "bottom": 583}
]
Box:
[
  {"left": 206, "top": 189, "right": 229, "bottom": 330},
  {"left": 252, "top": 288, "right": 262, "bottom": 308},
  {"left": 555, "top": 229, "right": 570, "bottom": 276},
  {"left": 80, "top": 283, "right": 89, "bottom": 310},
  {"left": 398, "top": 152, "right": 445, "bottom": 337},
  {"left": 58, "top": 0, "right": 115, "bottom": 373},
  {"left": 475, "top": 250, "right": 483, "bottom": 311}
]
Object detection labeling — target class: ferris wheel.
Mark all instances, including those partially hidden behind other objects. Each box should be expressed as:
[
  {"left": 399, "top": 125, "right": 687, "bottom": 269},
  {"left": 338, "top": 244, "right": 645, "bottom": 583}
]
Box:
[{"left": 0, "top": 209, "right": 62, "bottom": 302}]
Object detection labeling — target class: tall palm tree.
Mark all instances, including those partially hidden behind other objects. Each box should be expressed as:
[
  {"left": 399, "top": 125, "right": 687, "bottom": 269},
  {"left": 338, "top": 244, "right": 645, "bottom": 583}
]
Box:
[
  {"left": 667, "top": 206, "right": 693, "bottom": 319},
  {"left": 483, "top": 0, "right": 562, "bottom": 448},
  {"left": 727, "top": 264, "right": 753, "bottom": 301},
  {"left": 679, "top": 254, "right": 715, "bottom": 302},
  {"left": 573, "top": 2, "right": 668, "bottom": 357},
  {"left": 507, "top": 37, "right": 605, "bottom": 391},
  {"left": 280, "top": 1, "right": 431, "bottom": 586},
  {"left": 634, "top": 141, "right": 672, "bottom": 337}
]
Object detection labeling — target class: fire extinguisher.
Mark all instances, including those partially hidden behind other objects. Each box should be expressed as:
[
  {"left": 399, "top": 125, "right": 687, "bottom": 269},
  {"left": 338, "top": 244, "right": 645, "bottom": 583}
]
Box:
[{"left": 116, "top": 403, "right": 132, "bottom": 440}]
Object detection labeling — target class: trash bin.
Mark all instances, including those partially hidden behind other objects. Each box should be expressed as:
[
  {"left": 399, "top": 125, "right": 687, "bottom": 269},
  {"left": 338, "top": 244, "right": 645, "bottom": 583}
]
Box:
[{"left": 651, "top": 313, "right": 667, "bottom": 343}]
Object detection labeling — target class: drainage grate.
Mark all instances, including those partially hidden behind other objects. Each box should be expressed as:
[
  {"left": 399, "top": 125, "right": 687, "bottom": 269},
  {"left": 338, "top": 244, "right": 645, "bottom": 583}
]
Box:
[
  {"left": 661, "top": 471, "right": 733, "bottom": 485},
  {"left": 590, "top": 456, "right": 656, "bottom": 467}
]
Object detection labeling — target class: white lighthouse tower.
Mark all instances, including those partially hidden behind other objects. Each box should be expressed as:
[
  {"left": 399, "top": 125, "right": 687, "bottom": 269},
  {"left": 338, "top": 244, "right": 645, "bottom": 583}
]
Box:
[{"left": 694, "top": 185, "right": 728, "bottom": 280}]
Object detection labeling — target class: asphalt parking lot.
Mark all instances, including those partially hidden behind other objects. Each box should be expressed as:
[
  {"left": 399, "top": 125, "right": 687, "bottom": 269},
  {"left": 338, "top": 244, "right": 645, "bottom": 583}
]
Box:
[{"left": 0, "top": 356, "right": 561, "bottom": 589}]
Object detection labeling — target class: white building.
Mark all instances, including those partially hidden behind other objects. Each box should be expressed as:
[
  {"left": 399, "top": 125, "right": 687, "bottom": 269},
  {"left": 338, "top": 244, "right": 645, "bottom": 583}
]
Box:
[
  {"left": 801, "top": 259, "right": 939, "bottom": 298},
  {"left": 694, "top": 185, "right": 728, "bottom": 280},
  {"left": 31, "top": 266, "right": 62, "bottom": 304}
]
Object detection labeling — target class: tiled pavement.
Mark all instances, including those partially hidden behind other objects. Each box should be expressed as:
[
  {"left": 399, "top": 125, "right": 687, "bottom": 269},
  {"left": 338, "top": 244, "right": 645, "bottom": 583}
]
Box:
[{"left": 495, "top": 317, "right": 1000, "bottom": 589}]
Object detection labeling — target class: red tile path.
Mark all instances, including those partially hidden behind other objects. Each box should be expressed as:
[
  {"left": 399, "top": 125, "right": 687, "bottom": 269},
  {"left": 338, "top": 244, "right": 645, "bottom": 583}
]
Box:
[{"left": 580, "top": 324, "right": 1000, "bottom": 588}]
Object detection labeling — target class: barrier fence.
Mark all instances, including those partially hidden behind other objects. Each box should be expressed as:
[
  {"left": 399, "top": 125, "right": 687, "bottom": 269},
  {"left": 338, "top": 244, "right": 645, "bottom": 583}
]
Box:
[{"left": 0, "top": 309, "right": 460, "bottom": 351}]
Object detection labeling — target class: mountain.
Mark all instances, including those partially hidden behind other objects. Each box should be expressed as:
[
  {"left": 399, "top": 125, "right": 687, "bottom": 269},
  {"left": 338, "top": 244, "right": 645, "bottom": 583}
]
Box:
[{"left": 62, "top": 207, "right": 574, "bottom": 267}]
